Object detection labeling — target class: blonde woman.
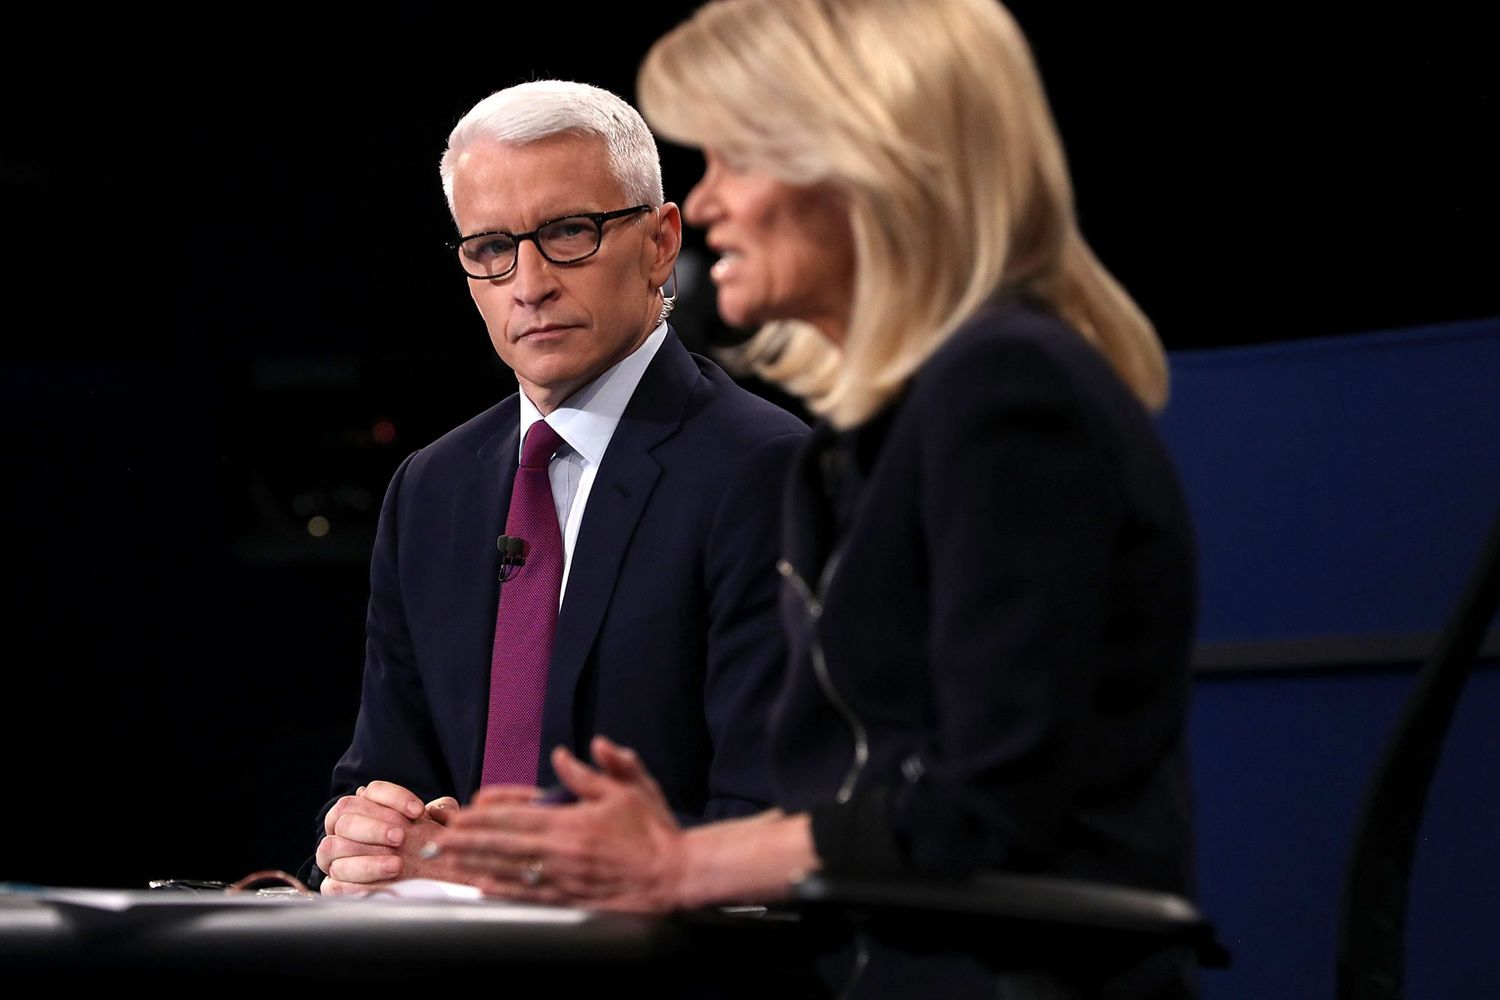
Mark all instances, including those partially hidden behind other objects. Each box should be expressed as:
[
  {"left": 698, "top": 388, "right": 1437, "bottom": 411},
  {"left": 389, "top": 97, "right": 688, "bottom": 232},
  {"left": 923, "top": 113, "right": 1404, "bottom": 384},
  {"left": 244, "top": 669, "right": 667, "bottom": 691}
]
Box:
[{"left": 438, "top": 1, "right": 1196, "bottom": 994}]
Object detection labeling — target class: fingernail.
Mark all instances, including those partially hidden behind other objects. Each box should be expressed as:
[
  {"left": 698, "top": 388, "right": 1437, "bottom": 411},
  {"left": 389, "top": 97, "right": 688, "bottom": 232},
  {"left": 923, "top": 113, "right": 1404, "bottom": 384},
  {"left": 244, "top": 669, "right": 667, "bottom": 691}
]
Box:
[
  {"left": 405, "top": 802, "right": 423, "bottom": 819},
  {"left": 387, "top": 827, "right": 404, "bottom": 846},
  {"left": 385, "top": 859, "right": 402, "bottom": 877}
]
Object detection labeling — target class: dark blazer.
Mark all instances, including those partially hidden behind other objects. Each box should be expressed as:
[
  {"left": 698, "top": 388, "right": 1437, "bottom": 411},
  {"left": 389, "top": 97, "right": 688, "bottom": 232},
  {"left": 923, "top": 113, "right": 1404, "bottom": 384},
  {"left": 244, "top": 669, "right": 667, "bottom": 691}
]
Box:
[
  {"left": 326, "top": 331, "right": 807, "bottom": 825},
  {"left": 771, "top": 303, "right": 1197, "bottom": 996}
]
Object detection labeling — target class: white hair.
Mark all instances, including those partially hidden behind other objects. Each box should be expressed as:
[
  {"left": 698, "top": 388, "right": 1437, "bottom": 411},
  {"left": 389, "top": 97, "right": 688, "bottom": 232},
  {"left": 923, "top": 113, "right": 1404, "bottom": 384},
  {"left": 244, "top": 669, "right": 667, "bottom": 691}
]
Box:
[{"left": 440, "top": 80, "right": 664, "bottom": 219}]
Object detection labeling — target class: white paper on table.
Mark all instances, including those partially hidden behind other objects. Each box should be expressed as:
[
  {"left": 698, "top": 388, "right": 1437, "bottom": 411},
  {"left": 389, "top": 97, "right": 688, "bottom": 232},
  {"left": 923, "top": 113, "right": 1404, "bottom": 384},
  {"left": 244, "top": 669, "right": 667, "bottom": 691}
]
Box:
[
  {"left": 364, "top": 879, "right": 590, "bottom": 923},
  {"left": 15, "top": 882, "right": 589, "bottom": 924},
  {"left": 29, "top": 888, "right": 306, "bottom": 912},
  {"left": 370, "top": 879, "right": 484, "bottom": 900}
]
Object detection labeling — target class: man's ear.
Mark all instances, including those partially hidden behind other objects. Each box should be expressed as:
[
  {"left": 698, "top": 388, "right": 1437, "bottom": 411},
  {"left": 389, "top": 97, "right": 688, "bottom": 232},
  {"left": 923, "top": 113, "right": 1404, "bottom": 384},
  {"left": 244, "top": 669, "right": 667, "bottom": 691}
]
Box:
[{"left": 648, "top": 202, "right": 683, "bottom": 287}]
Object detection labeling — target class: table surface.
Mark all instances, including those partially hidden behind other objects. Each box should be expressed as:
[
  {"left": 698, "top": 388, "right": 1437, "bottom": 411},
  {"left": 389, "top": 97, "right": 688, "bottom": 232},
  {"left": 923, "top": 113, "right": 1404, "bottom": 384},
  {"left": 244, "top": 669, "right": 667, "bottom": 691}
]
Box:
[{"left": 0, "top": 890, "right": 815, "bottom": 990}]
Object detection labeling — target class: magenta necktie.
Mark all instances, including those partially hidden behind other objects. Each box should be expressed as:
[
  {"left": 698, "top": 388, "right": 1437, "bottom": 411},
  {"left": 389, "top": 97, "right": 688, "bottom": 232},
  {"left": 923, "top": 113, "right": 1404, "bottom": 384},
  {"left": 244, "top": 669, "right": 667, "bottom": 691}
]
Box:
[{"left": 481, "top": 419, "right": 565, "bottom": 787}]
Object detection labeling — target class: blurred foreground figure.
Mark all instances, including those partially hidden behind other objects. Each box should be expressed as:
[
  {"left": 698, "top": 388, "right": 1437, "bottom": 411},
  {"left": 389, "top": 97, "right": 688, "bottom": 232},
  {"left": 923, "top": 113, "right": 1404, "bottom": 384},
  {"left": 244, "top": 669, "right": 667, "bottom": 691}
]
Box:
[{"left": 439, "top": 4, "right": 1197, "bottom": 996}]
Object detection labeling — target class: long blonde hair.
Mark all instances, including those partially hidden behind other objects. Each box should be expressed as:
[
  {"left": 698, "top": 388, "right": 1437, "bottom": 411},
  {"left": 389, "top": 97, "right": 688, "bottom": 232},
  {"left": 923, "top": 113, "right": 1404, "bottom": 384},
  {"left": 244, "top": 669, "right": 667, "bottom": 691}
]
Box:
[{"left": 639, "top": 0, "right": 1167, "bottom": 428}]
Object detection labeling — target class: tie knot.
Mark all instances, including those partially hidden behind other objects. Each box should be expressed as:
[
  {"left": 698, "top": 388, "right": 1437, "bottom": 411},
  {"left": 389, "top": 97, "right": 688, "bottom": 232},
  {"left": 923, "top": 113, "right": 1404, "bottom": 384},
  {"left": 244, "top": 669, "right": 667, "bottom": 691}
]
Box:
[{"left": 520, "top": 420, "right": 564, "bottom": 469}]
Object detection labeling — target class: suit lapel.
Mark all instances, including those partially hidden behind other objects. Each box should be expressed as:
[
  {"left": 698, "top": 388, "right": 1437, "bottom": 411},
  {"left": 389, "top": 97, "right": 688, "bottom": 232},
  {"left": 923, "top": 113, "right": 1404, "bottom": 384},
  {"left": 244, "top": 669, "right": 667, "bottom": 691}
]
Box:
[
  {"left": 451, "top": 400, "right": 519, "bottom": 797},
  {"left": 537, "top": 335, "right": 700, "bottom": 777}
]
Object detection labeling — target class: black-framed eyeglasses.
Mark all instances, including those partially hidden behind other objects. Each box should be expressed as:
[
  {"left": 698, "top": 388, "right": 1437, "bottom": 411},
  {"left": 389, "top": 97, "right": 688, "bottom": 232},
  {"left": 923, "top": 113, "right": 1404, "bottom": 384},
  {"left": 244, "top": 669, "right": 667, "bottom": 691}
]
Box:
[{"left": 450, "top": 205, "right": 653, "bottom": 280}]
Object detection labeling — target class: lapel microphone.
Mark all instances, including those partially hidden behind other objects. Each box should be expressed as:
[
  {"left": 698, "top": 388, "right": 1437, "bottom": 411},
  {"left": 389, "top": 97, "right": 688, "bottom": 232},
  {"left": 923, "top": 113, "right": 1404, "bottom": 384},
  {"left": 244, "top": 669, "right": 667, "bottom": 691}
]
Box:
[{"left": 497, "top": 534, "right": 527, "bottom": 583}]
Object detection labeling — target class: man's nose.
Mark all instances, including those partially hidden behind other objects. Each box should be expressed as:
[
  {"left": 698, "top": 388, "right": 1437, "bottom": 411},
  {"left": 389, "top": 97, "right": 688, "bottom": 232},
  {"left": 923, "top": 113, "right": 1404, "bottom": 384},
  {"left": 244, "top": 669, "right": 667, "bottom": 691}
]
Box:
[{"left": 510, "top": 239, "right": 560, "bottom": 305}]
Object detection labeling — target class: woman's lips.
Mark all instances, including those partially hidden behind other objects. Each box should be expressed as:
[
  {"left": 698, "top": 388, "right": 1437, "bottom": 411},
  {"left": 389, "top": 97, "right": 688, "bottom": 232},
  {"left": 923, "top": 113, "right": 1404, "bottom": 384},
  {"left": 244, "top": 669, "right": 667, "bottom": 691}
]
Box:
[{"left": 710, "top": 251, "right": 744, "bottom": 282}]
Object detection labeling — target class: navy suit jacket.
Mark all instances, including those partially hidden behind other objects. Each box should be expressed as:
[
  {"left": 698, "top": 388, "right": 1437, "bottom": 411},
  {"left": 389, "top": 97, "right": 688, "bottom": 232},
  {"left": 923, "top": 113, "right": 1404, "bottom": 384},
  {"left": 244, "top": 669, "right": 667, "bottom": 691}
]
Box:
[
  {"left": 326, "top": 331, "right": 807, "bottom": 826},
  {"left": 770, "top": 303, "right": 1197, "bottom": 995}
]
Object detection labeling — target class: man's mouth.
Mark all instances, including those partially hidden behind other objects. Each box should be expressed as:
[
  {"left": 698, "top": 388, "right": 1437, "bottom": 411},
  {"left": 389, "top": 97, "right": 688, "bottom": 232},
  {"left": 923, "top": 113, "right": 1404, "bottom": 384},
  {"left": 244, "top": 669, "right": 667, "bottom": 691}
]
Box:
[{"left": 517, "top": 323, "right": 575, "bottom": 340}]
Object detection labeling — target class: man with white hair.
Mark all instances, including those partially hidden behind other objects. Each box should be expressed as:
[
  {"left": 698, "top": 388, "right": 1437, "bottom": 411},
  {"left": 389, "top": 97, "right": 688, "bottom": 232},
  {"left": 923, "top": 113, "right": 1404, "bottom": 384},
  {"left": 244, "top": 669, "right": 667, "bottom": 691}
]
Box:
[{"left": 312, "top": 81, "right": 805, "bottom": 894}]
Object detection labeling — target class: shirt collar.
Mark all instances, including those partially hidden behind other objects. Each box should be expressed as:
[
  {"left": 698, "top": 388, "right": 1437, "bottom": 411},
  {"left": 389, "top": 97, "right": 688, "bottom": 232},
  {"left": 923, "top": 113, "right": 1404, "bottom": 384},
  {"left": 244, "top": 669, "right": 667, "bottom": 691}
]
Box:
[{"left": 516, "top": 321, "right": 670, "bottom": 465}]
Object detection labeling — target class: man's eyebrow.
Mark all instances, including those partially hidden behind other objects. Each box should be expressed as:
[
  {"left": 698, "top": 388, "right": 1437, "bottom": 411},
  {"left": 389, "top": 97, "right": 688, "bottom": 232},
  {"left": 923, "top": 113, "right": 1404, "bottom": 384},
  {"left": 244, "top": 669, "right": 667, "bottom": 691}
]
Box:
[
  {"left": 530, "top": 207, "right": 609, "bottom": 224},
  {"left": 463, "top": 208, "right": 604, "bottom": 236}
]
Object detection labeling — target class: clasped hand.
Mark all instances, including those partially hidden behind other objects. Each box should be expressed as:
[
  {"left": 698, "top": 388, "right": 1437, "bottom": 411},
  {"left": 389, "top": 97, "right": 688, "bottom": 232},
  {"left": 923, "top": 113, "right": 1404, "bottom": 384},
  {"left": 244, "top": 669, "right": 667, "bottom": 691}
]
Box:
[{"left": 316, "top": 781, "right": 467, "bottom": 894}]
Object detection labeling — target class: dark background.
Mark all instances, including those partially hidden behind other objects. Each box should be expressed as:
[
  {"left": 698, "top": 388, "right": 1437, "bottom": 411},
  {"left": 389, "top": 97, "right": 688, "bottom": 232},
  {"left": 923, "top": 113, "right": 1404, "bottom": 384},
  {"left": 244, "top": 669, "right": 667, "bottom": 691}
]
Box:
[{"left": 2, "top": 3, "right": 1495, "bottom": 887}]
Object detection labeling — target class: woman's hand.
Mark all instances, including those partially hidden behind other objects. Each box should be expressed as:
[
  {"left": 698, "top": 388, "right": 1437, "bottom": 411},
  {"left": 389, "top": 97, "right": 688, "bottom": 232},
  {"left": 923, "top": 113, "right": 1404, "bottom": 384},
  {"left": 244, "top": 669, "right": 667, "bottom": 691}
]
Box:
[{"left": 435, "top": 735, "right": 686, "bottom": 912}]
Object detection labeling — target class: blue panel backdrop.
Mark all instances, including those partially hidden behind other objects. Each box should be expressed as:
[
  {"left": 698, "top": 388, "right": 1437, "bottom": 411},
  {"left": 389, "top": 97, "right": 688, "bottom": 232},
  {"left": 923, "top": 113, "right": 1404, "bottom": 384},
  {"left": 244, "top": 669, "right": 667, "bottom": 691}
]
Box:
[{"left": 1158, "top": 318, "right": 1500, "bottom": 998}]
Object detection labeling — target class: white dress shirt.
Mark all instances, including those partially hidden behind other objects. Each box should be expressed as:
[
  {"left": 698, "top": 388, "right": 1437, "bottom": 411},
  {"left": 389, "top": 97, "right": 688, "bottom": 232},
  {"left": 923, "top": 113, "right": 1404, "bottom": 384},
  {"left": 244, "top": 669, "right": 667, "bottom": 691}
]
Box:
[{"left": 514, "top": 321, "right": 669, "bottom": 603}]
